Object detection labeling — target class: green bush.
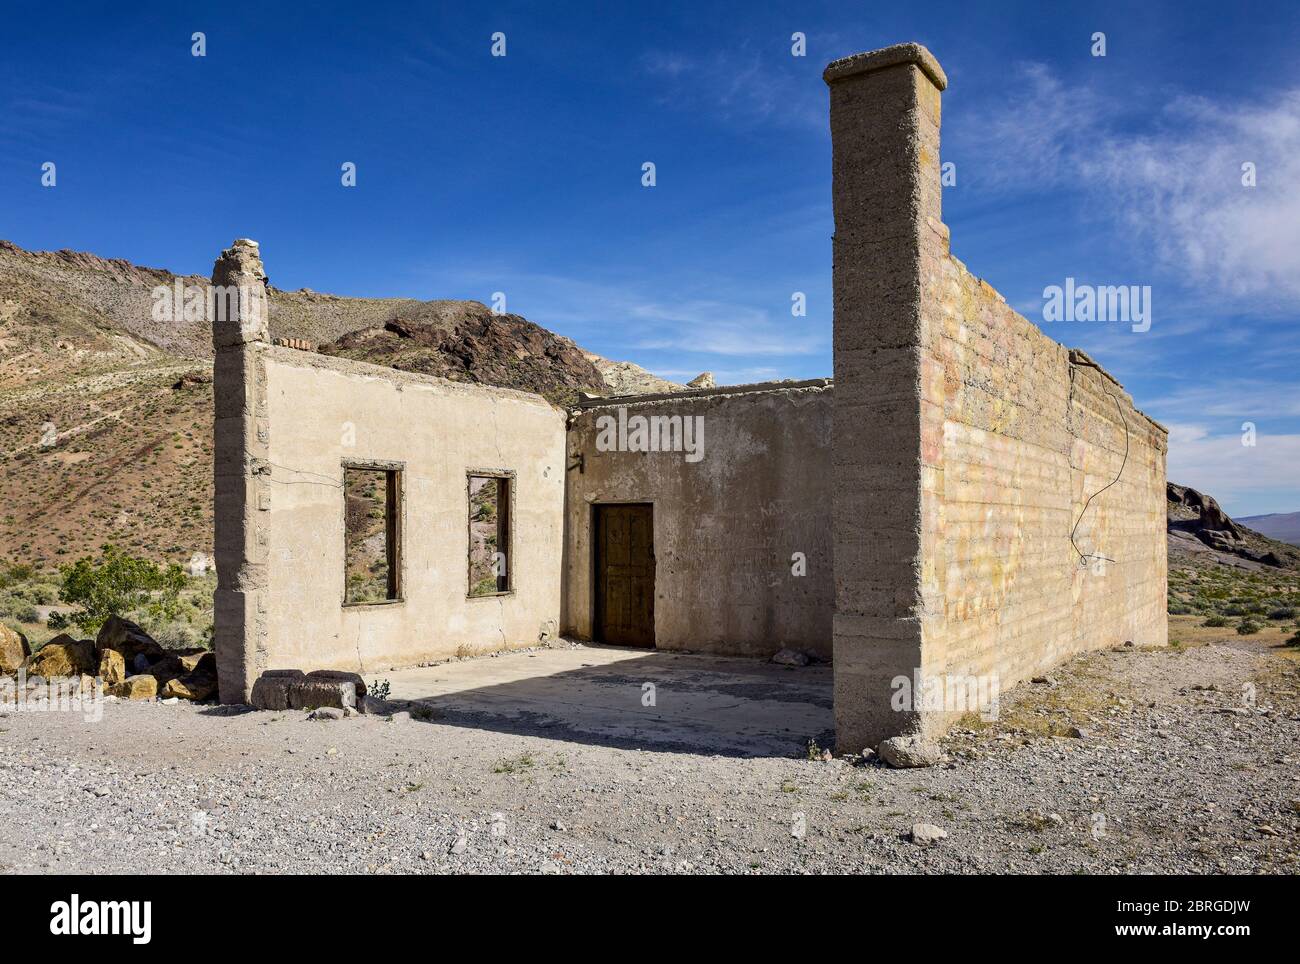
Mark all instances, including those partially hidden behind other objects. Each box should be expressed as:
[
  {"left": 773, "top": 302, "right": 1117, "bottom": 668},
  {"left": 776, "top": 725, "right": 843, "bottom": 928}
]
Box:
[
  {"left": 1236, "top": 618, "right": 1262, "bottom": 636},
  {"left": 46, "top": 611, "right": 70, "bottom": 630},
  {"left": 58, "top": 544, "right": 187, "bottom": 634},
  {"left": 1202, "top": 615, "right": 1228, "bottom": 628}
]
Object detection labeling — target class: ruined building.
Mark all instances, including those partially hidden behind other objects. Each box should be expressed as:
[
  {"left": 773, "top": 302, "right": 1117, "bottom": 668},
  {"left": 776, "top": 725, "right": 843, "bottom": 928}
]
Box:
[{"left": 212, "top": 43, "right": 1168, "bottom": 750}]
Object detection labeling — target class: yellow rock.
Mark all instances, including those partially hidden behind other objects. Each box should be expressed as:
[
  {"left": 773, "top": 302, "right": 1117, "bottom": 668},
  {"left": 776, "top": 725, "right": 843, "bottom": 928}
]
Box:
[
  {"left": 97, "top": 648, "right": 126, "bottom": 685},
  {"left": 1, "top": 623, "right": 30, "bottom": 675},
  {"left": 26, "top": 638, "right": 97, "bottom": 678},
  {"left": 161, "top": 674, "right": 217, "bottom": 702},
  {"left": 109, "top": 675, "right": 158, "bottom": 700}
]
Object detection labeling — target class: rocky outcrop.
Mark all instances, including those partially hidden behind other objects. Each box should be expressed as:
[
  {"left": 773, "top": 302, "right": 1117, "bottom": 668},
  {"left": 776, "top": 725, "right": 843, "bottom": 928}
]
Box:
[
  {"left": 1167, "top": 482, "right": 1299, "bottom": 570},
  {"left": 322, "top": 308, "right": 610, "bottom": 406},
  {"left": 1167, "top": 483, "right": 1245, "bottom": 540}
]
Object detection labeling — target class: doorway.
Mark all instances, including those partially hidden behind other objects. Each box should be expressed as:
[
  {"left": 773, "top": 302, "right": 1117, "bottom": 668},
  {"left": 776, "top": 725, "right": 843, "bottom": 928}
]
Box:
[{"left": 594, "top": 503, "right": 655, "bottom": 647}]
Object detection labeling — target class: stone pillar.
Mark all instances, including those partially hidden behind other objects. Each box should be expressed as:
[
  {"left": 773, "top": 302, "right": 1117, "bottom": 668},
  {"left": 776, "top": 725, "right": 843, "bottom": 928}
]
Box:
[
  {"left": 825, "top": 44, "right": 948, "bottom": 750},
  {"left": 211, "top": 239, "right": 271, "bottom": 704}
]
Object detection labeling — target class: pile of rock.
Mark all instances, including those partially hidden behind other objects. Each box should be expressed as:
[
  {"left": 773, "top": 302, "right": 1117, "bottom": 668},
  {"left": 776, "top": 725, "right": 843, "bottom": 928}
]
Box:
[{"left": 0, "top": 615, "right": 218, "bottom": 702}]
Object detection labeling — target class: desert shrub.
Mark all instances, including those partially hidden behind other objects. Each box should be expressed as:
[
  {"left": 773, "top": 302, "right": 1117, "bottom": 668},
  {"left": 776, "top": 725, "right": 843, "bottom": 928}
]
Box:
[
  {"left": 27, "top": 583, "right": 58, "bottom": 606},
  {"left": 1267, "top": 606, "right": 1296, "bottom": 621},
  {"left": 46, "top": 611, "right": 70, "bottom": 630},
  {"left": 59, "top": 544, "right": 187, "bottom": 633},
  {"left": 150, "top": 622, "right": 204, "bottom": 650},
  {"left": 13, "top": 605, "right": 39, "bottom": 624},
  {"left": 1168, "top": 602, "right": 1195, "bottom": 615},
  {"left": 1286, "top": 631, "right": 1300, "bottom": 648},
  {"left": 1236, "top": 618, "right": 1262, "bottom": 636},
  {"left": 1221, "top": 604, "right": 1248, "bottom": 617},
  {"left": 1202, "top": 615, "right": 1228, "bottom": 628}
]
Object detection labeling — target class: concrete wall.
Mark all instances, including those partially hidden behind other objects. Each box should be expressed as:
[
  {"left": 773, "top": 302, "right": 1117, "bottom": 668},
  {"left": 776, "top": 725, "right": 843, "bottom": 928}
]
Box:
[
  {"left": 563, "top": 382, "right": 833, "bottom": 659},
  {"left": 826, "top": 44, "right": 1167, "bottom": 749},
  {"left": 213, "top": 253, "right": 566, "bottom": 700}
]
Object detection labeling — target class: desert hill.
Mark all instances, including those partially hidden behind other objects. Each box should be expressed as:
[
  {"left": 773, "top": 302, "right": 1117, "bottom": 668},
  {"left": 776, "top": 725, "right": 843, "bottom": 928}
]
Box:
[
  {"left": 1236, "top": 511, "right": 1300, "bottom": 547},
  {"left": 0, "top": 239, "right": 679, "bottom": 569}
]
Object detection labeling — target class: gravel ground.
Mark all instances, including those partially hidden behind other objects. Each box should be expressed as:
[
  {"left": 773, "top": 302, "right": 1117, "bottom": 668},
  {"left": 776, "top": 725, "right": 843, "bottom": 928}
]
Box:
[{"left": 2, "top": 631, "right": 1298, "bottom": 875}]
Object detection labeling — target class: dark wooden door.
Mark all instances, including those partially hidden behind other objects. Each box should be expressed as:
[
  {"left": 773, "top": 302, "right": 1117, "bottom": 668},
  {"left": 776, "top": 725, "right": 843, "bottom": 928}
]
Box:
[{"left": 595, "top": 504, "right": 655, "bottom": 647}]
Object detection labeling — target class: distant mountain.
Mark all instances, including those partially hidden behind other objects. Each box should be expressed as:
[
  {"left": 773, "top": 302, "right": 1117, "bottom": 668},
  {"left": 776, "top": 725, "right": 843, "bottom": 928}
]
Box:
[
  {"left": 0, "top": 239, "right": 680, "bottom": 568},
  {"left": 1237, "top": 512, "right": 1300, "bottom": 547}
]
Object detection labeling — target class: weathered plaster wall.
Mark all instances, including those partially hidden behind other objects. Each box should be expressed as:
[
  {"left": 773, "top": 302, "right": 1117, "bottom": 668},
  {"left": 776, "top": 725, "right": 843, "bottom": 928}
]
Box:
[
  {"left": 215, "top": 335, "right": 566, "bottom": 700},
  {"left": 563, "top": 382, "right": 833, "bottom": 659},
  {"left": 826, "top": 44, "right": 1167, "bottom": 749},
  {"left": 918, "top": 243, "right": 1169, "bottom": 731}
]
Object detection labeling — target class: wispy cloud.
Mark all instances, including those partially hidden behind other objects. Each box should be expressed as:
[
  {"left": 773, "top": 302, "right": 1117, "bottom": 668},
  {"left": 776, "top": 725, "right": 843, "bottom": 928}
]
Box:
[
  {"left": 640, "top": 45, "right": 825, "bottom": 131},
  {"left": 957, "top": 64, "right": 1300, "bottom": 311},
  {"left": 1166, "top": 423, "right": 1300, "bottom": 514}
]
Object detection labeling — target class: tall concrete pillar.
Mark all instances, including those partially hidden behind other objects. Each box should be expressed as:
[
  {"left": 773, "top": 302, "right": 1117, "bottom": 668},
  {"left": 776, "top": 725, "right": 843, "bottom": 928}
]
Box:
[
  {"left": 211, "top": 239, "right": 271, "bottom": 703},
  {"left": 824, "top": 44, "right": 948, "bottom": 750}
]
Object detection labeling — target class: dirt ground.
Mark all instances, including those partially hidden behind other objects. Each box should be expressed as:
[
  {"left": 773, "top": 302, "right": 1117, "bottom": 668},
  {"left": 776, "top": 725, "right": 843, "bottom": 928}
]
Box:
[{"left": 1, "top": 616, "right": 1297, "bottom": 875}]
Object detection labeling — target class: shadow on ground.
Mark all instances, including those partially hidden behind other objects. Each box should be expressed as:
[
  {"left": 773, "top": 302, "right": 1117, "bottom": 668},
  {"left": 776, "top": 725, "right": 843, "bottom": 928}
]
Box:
[{"left": 382, "top": 645, "right": 833, "bottom": 758}]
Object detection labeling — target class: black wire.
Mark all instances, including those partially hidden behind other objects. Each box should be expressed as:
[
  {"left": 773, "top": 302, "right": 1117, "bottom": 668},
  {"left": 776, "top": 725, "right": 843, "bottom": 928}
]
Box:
[{"left": 1069, "top": 383, "right": 1130, "bottom": 568}]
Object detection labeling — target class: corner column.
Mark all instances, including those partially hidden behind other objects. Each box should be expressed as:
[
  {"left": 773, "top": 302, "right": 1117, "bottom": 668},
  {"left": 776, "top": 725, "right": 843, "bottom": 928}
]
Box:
[
  {"left": 825, "top": 44, "right": 948, "bottom": 749},
  {"left": 211, "top": 239, "right": 271, "bottom": 703}
]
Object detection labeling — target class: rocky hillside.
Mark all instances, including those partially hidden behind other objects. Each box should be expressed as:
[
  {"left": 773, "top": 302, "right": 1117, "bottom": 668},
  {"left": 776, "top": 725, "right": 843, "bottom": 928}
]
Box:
[
  {"left": 0, "top": 239, "right": 679, "bottom": 569},
  {"left": 1167, "top": 482, "right": 1300, "bottom": 572}
]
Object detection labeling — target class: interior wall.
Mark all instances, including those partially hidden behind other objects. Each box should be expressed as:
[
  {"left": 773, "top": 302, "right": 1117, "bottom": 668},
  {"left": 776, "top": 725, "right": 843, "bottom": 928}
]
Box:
[
  {"left": 249, "top": 348, "right": 566, "bottom": 676},
  {"left": 563, "top": 383, "right": 834, "bottom": 659}
]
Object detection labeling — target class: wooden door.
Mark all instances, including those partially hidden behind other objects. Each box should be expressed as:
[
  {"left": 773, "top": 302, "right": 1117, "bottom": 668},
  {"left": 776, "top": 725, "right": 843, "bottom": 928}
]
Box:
[{"left": 595, "top": 504, "right": 655, "bottom": 647}]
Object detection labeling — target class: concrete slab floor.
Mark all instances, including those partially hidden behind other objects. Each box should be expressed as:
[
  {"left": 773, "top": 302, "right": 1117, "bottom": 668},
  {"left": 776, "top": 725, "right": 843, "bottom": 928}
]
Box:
[{"left": 383, "top": 645, "right": 833, "bottom": 758}]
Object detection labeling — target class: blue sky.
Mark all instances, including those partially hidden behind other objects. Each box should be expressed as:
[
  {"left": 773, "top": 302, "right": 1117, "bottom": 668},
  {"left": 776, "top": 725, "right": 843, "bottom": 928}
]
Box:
[{"left": 2, "top": 1, "right": 1298, "bottom": 515}]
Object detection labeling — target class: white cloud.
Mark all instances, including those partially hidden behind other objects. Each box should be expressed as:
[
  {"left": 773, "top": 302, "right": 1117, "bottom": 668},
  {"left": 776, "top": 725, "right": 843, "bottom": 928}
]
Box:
[
  {"left": 960, "top": 65, "right": 1300, "bottom": 311},
  {"left": 1167, "top": 425, "right": 1300, "bottom": 513}
]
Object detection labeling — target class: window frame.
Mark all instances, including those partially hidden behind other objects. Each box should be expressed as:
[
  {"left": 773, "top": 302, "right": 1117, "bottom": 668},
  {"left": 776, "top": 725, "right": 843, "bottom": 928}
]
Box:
[
  {"left": 340, "top": 458, "right": 405, "bottom": 608},
  {"left": 465, "top": 467, "right": 516, "bottom": 599}
]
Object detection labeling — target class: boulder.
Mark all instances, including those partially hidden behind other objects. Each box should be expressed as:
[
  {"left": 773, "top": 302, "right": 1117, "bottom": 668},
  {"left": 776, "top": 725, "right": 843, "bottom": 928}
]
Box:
[
  {"left": 249, "top": 670, "right": 305, "bottom": 711},
  {"left": 289, "top": 677, "right": 357, "bottom": 711},
  {"left": 143, "top": 655, "right": 187, "bottom": 686},
  {"left": 178, "top": 650, "right": 216, "bottom": 675},
  {"left": 878, "top": 734, "right": 945, "bottom": 769},
  {"left": 109, "top": 675, "right": 158, "bottom": 700},
  {"left": 97, "top": 648, "right": 126, "bottom": 685},
  {"left": 160, "top": 673, "right": 217, "bottom": 702},
  {"left": 305, "top": 669, "right": 367, "bottom": 702},
  {"left": 26, "top": 636, "right": 97, "bottom": 678},
  {"left": 0, "top": 624, "right": 30, "bottom": 675},
  {"left": 95, "top": 616, "right": 164, "bottom": 664}
]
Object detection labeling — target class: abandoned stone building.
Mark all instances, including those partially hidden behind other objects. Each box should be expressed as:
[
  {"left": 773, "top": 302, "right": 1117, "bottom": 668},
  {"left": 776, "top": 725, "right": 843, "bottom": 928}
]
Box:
[{"left": 212, "top": 43, "right": 1168, "bottom": 751}]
